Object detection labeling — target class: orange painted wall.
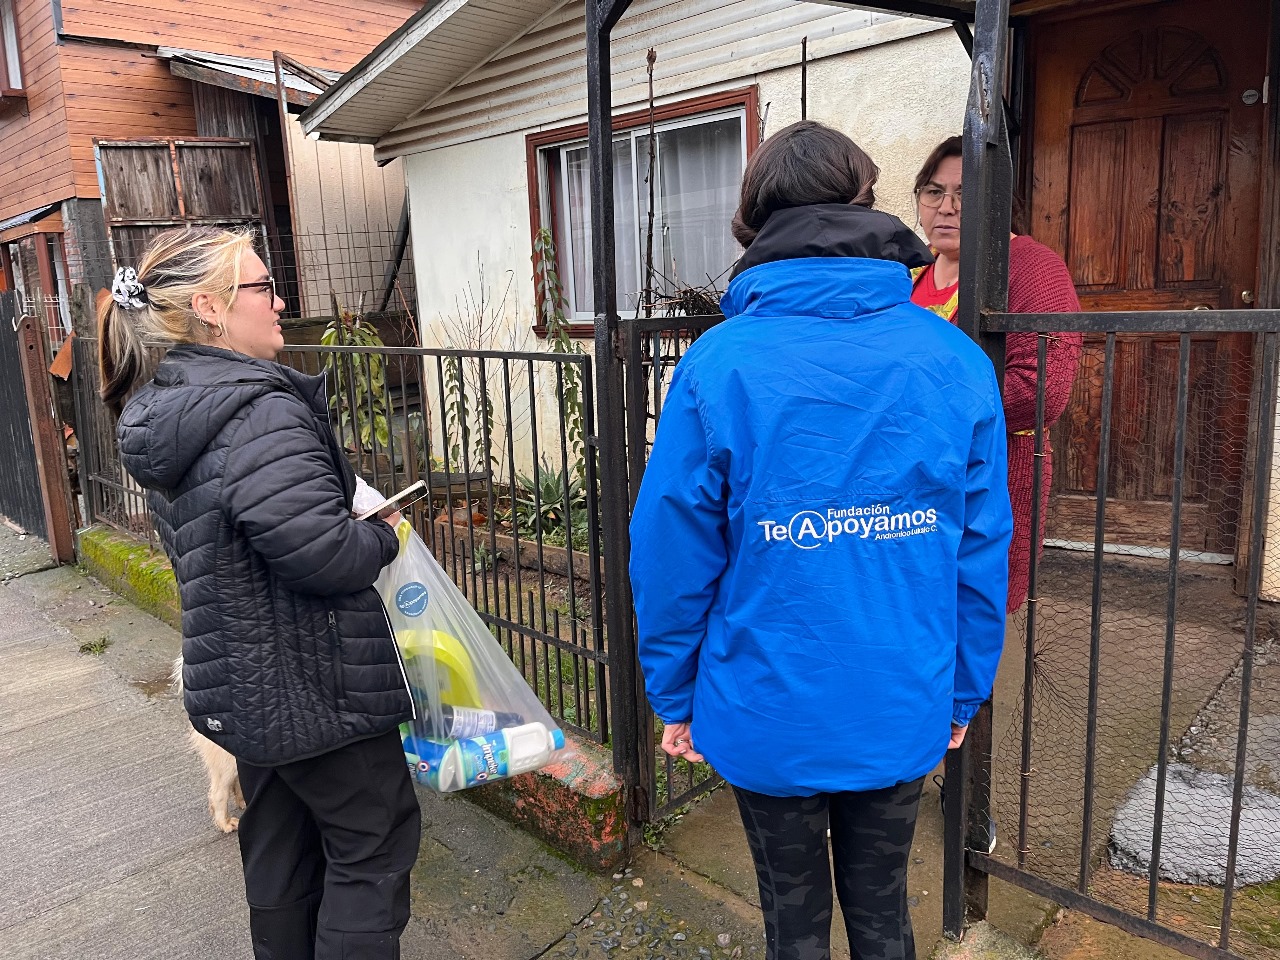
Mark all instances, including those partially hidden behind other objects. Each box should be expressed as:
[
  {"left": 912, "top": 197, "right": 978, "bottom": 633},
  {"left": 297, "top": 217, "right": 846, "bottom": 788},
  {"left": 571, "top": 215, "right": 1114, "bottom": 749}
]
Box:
[
  {"left": 1, "top": 0, "right": 419, "bottom": 221},
  {"left": 58, "top": 0, "right": 424, "bottom": 72},
  {"left": 0, "top": 0, "right": 74, "bottom": 222},
  {"left": 59, "top": 43, "right": 197, "bottom": 200}
]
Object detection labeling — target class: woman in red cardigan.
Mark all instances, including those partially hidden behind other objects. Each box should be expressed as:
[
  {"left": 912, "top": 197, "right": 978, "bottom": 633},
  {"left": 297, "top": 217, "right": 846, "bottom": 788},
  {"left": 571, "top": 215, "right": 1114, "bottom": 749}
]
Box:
[{"left": 910, "top": 136, "right": 1083, "bottom": 614}]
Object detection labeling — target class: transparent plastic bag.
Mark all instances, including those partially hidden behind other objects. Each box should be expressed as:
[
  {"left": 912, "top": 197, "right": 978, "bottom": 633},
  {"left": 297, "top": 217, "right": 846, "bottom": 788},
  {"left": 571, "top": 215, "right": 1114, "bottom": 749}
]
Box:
[{"left": 377, "top": 521, "right": 566, "bottom": 791}]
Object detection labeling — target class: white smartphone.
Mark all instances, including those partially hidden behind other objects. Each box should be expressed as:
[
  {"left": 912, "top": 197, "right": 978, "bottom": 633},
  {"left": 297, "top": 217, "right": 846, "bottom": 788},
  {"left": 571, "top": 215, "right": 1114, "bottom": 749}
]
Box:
[{"left": 356, "top": 479, "right": 428, "bottom": 521}]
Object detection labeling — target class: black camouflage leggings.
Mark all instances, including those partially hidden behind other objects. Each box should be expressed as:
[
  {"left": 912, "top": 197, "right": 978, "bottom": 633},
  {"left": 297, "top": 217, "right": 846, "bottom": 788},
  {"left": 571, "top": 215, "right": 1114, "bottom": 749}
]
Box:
[{"left": 733, "top": 777, "right": 924, "bottom": 960}]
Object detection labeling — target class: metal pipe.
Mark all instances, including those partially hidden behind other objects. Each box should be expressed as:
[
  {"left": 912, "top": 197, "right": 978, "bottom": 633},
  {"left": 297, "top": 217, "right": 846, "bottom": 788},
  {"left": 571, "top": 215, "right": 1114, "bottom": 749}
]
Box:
[
  {"left": 1148, "top": 333, "right": 1191, "bottom": 919},
  {"left": 1220, "top": 331, "right": 1279, "bottom": 946},
  {"left": 1017, "top": 334, "right": 1047, "bottom": 868},
  {"left": 1079, "top": 332, "right": 1116, "bottom": 892}
]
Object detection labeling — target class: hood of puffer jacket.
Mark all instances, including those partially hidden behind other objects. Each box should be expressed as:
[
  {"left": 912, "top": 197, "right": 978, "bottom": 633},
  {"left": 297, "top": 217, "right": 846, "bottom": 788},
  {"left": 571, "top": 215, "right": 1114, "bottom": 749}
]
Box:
[
  {"left": 118, "top": 344, "right": 328, "bottom": 492},
  {"left": 728, "top": 203, "right": 932, "bottom": 282}
]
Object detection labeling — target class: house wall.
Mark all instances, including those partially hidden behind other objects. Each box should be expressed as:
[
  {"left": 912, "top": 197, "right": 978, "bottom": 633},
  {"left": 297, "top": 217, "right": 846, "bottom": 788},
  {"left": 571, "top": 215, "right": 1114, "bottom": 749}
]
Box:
[
  {"left": 57, "top": 0, "right": 422, "bottom": 72},
  {"left": 60, "top": 42, "right": 198, "bottom": 201},
  {"left": 0, "top": 0, "right": 74, "bottom": 222},
  {"left": 376, "top": 0, "right": 948, "bottom": 158},
  {"left": 285, "top": 116, "right": 410, "bottom": 318},
  {"left": 399, "top": 24, "right": 970, "bottom": 477},
  {"left": 402, "top": 27, "right": 970, "bottom": 348}
]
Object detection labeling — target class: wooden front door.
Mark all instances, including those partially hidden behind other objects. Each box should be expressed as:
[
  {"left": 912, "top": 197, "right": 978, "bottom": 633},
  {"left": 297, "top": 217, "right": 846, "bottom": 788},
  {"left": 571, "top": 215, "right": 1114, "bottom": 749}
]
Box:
[{"left": 1028, "top": 0, "right": 1267, "bottom": 557}]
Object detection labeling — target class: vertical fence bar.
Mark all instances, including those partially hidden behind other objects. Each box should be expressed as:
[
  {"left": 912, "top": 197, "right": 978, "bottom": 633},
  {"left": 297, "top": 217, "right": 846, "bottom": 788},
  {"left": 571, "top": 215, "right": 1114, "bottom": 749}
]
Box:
[
  {"left": 1220, "top": 331, "right": 1278, "bottom": 948},
  {"left": 1017, "top": 334, "right": 1049, "bottom": 868},
  {"left": 588, "top": 0, "right": 645, "bottom": 824},
  {"left": 580, "top": 357, "right": 610, "bottom": 742},
  {"left": 1148, "top": 333, "right": 1191, "bottom": 920},
  {"left": 945, "top": 0, "right": 1011, "bottom": 938},
  {"left": 1079, "top": 331, "right": 1117, "bottom": 893}
]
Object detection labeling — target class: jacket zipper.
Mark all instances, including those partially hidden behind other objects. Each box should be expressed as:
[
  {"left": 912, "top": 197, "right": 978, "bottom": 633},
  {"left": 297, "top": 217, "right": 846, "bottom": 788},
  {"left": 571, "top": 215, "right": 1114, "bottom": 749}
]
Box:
[
  {"left": 327, "top": 611, "right": 345, "bottom": 698},
  {"left": 378, "top": 597, "right": 416, "bottom": 720}
]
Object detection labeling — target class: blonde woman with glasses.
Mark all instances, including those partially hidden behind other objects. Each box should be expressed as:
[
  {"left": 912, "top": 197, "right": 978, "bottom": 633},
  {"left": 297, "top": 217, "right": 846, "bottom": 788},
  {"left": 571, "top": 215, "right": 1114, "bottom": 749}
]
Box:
[{"left": 100, "top": 227, "right": 419, "bottom": 960}]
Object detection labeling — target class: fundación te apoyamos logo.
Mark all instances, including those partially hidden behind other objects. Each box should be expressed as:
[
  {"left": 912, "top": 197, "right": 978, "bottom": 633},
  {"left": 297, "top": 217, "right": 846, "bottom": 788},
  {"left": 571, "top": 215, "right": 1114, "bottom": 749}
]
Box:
[{"left": 756, "top": 501, "right": 939, "bottom": 549}]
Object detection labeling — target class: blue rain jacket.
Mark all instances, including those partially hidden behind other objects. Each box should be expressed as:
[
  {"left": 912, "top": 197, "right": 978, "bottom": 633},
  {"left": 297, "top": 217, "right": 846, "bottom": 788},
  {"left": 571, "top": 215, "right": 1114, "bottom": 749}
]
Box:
[{"left": 629, "top": 205, "right": 1013, "bottom": 796}]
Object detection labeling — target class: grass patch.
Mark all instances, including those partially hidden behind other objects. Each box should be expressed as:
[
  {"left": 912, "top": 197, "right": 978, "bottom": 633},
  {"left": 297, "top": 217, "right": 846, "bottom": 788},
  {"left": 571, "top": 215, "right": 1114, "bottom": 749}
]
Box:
[{"left": 78, "top": 636, "right": 112, "bottom": 656}]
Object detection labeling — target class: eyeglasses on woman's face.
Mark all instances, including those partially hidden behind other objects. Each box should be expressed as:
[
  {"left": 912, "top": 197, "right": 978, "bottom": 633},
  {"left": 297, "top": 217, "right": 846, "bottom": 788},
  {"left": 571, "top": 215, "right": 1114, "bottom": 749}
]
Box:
[
  {"left": 915, "top": 185, "right": 962, "bottom": 211},
  {"left": 237, "top": 277, "right": 276, "bottom": 298}
]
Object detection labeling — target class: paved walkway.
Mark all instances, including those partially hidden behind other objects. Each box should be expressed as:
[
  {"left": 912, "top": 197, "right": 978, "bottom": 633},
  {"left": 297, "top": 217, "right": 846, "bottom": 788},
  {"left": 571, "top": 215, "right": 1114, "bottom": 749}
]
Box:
[{"left": 0, "top": 524, "right": 1057, "bottom": 960}]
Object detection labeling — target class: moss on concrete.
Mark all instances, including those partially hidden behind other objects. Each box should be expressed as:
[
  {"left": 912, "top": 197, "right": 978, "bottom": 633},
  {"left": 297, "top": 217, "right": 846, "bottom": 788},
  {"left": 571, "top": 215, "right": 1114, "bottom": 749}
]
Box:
[{"left": 77, "top": 526, "right": 181, "bottom": 631}]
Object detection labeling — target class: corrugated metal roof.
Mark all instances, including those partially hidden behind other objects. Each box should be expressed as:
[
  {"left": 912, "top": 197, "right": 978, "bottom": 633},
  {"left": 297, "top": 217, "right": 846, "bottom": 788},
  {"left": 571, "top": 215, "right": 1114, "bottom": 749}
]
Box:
[
  {"left": 299, "top": 0, "right": 563, "bottom": 144},
  {"left": 0, "top": 202, "right": 60, "bottom": 234},
  {"left": 157, "top": 48, "right": 341, "bottom": 103}
]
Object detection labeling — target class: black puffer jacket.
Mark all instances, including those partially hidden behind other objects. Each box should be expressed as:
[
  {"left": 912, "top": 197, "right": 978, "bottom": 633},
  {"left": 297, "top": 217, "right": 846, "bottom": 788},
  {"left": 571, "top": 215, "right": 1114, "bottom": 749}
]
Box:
[{"left": 118, "top": 345, "right": 412, "bottom": 765}]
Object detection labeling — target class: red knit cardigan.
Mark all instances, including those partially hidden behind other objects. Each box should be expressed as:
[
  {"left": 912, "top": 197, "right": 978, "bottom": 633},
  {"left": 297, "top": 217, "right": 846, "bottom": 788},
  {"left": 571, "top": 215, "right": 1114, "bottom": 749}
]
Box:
[{"left": 912, "top": 236, "right": 1084, "bottom": 613}]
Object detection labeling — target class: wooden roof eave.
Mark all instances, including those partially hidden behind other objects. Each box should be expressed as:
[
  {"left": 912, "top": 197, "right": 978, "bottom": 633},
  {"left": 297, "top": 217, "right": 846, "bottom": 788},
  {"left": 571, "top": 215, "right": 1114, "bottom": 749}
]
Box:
[
  {"left": 806, "top": 0, "right": 975, "bottom": 23},
  {"left": 168, "top": 59, "right": 316, "bottom": 110}
]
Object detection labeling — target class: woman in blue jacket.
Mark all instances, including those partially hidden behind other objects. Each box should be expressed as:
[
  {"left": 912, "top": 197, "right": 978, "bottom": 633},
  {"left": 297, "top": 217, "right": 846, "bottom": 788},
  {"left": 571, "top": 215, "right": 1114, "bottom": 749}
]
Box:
[{"left": 630, "top": 121, "right": 1013, "bottom": 960}]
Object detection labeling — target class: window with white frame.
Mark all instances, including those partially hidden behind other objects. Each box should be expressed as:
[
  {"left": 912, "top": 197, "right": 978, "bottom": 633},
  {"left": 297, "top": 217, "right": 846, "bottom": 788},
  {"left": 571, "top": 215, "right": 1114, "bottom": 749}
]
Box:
[
  {"left": 536, "top": 104, "right": 749, "bottom": 323},
  {"left": 0, "top": 0, "right": 23, "bottom": 93}
]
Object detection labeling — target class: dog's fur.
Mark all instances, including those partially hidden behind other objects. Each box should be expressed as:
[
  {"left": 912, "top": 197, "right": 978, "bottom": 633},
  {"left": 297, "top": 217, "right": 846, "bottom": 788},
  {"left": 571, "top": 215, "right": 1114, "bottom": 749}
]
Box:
[{"left": 171, "top": 656, "right": 244, "bottom": 832}]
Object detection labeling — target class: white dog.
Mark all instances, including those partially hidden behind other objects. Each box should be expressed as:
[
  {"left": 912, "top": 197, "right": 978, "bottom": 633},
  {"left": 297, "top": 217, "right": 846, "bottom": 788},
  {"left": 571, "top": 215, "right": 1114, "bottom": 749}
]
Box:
[{"left": 171, "top": 657, "right": 243, "bottom": 832}]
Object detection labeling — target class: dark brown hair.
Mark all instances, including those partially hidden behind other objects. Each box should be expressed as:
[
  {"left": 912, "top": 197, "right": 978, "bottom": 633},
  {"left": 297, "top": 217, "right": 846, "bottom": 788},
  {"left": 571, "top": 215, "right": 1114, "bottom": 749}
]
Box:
[
  {"left": 731, "top": 120, "right": 879, "bottom": 248},
  {"left": 913, "top": 135, "right": 1027, "bottom": 235},
  {"left": 913, "top": 135, "right": 962, "bottom": 194}
]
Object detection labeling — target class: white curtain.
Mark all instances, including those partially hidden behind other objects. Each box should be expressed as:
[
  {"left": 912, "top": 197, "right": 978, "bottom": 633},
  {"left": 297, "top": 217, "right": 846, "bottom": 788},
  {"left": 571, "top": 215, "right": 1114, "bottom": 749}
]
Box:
[
  {"left": 555, "top": 114, "right": 743, "bottom": 317},
  {"left": 640, "top": 116, "right": 743, "bottom": 298},
  {"left": 560, "top": 139, "right": 636, "bottom": 315}
]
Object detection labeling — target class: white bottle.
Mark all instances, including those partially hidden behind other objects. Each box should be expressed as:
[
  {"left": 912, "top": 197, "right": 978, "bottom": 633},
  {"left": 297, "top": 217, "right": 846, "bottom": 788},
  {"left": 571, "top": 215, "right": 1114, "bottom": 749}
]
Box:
[{"left": 437, "top": 722, "right": 566, "bottom": 792}]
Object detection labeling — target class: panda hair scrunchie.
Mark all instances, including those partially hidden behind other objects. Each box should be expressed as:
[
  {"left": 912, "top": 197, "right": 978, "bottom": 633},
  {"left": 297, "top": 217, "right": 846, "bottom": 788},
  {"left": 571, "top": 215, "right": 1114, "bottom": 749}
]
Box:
[{"left": 111, "top": 267, "right": 149, "bottom": 311}]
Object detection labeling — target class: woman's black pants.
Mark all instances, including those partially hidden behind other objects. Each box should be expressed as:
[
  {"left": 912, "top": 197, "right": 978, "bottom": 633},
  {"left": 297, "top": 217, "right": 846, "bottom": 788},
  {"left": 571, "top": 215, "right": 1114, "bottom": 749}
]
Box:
[
  {"left": 236, "top": 729, "right": 422, "bottom": 960},
  {"left": 733, "top": 777, "right": 924, "bottom": 960}
]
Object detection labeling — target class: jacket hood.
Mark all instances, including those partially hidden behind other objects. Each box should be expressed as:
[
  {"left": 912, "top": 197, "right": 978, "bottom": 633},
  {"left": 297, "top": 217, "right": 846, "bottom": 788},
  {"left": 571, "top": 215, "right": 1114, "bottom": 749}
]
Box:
[
  {"left": 117, "top": 344, "right": 327, "bottom": 491},
  {"left": 721, "top": 205, "right": 934, "bottom": 323},
  {"left": 728, "top": 203, "right": 932, "bottom": 280}
]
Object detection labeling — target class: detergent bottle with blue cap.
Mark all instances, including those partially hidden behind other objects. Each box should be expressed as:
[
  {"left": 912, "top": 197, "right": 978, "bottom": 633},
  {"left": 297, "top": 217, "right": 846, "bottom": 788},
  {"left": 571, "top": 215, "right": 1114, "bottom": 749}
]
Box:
[
  {"left": 436, "top": 722, "right": 566, "bottom": 791},
  {"left": 369, "top": 501, "right": 569, "bottom": 792}
]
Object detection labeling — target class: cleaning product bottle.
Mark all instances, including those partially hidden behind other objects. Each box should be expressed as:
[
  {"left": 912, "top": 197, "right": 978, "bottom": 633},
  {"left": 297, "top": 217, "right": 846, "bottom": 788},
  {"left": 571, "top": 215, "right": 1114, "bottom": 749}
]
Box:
[
  {"left": 401, "top": 731, "right": 452, "bottom": 790},
  {"left": 436, "top": 722, "right": 566, "bottom": 791},
  {"left": 410, "top": 701, "right": 525, "bottom": 741}
]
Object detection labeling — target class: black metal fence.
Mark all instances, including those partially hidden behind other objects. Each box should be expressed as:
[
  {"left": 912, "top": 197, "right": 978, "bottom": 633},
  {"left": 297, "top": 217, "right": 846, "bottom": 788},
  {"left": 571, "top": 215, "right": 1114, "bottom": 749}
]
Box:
[
  {"left": 946, "top": 1, "right": 1280, "bottom": 958},
  {"left": 72, "top": 336, "right": 611, "bottom": 745},
  {"left": 0, "top": 292, "right": 48, "bottom": 538}
]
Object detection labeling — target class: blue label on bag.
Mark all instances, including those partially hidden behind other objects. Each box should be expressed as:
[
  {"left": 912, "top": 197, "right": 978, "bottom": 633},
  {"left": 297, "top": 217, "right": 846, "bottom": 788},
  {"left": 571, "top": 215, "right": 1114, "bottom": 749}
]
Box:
[{"left": 395, "top": 582, "right": 429, "bottom": 617}]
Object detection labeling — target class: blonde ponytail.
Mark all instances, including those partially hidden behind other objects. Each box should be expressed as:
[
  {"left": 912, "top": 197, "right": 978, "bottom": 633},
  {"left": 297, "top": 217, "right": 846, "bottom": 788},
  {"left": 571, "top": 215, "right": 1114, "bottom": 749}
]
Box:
[{"left": 98, "top": 227, "right": 255, "bottom": 416}]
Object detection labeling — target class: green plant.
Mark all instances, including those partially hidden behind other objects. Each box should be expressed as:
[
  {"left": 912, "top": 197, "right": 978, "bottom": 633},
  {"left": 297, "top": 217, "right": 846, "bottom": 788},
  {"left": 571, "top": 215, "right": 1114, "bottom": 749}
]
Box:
[
  {"left": 533, "top": 228, "right": 587, "bottom": 481},
  {"left": 79, "top": 636, "right": 111, "bottom": 656},
  {"left": 321, "top": 300, "right": 390, "bottom": 451},
  {"left": 512, "top": 460, "right": 588, "bottom": 550}
]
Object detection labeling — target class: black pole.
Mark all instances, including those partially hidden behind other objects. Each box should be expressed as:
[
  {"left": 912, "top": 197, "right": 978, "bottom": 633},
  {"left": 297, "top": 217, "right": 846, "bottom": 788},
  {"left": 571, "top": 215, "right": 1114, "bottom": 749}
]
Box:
[
  {"left": 377, "top": 193, "right": 412, "bottom": 315},
  {"left": 944, "top": 0, "right": 1012, "bottom": 940},
  {"left": 800, "top": 37, "right": 808, "bottom": 120},
  {"left": 587, "top": 0, "right": 645, "bottom": 828}
]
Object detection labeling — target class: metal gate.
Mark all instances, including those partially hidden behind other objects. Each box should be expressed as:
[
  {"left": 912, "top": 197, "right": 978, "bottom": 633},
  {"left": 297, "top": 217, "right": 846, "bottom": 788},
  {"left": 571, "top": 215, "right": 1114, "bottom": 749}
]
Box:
[
  {"left": 943, "top": 3, "right": 1280, "bottom": 959},
  {"left": 589, "top": 2, "right": 1280, "bottom": 957},
  {"left": 0, "top": 291, "right": 46, "bottom": 537}
]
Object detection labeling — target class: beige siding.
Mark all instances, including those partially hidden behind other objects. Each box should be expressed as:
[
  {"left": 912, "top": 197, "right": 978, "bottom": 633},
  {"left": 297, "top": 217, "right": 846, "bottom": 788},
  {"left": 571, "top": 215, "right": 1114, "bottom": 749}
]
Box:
[
  {"left": 374, "top": 0, "right": 940, "bottom": 158},
  {"left": 286, "top": 115, "right": 409, "bottom": 318}
]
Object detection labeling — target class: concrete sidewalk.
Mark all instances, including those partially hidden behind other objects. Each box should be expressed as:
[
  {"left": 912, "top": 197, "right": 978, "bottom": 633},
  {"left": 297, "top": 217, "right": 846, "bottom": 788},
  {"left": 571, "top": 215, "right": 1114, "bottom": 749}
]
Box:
[{"left": 0, "top": 523, "right": 1050, "bottom": 960}]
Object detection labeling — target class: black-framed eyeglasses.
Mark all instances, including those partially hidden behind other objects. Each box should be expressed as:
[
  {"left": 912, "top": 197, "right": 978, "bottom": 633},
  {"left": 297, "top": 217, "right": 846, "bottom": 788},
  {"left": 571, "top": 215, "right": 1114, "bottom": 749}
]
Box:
[
  {"left": 915, "top": 185, "right": 962, "bottom": 211},
  {"left": 237, "top": 277, "right": 276, "bottom": 298}
]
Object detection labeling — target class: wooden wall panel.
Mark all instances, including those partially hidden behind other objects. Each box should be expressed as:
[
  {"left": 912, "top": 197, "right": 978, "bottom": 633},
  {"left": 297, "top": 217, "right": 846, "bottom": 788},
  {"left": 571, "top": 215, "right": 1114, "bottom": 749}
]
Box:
[
  {"left": 58, "top": 0, "right": 423, "bottom": 72},
  {"left": 285, "top": 115, "right": 407, "bottom": 316},
  {"left": 58, "top": 42, "right": 197, "bottom": 200},
  {"left": 0, "top": 0, "right": 74, "bottom": 222}
]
